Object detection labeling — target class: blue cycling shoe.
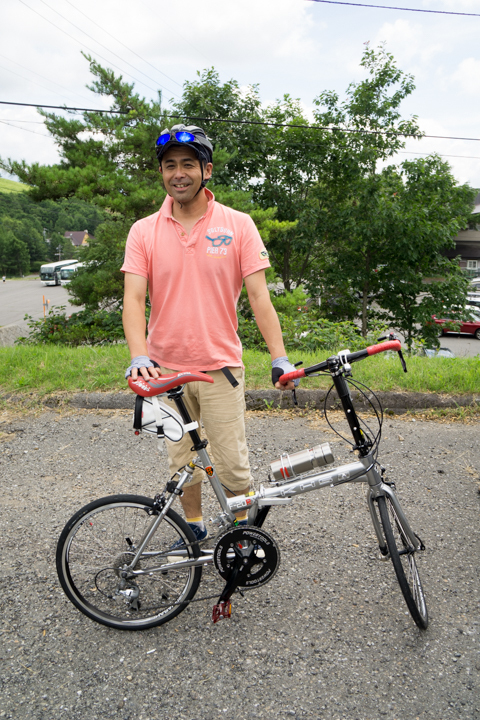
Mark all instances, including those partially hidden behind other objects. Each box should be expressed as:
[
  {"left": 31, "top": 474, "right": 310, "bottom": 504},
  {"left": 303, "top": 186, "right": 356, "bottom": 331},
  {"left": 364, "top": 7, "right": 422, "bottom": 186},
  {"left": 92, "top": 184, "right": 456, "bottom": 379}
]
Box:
[{"left": 170, "top": 523, "right": 208, "bottom": 550}]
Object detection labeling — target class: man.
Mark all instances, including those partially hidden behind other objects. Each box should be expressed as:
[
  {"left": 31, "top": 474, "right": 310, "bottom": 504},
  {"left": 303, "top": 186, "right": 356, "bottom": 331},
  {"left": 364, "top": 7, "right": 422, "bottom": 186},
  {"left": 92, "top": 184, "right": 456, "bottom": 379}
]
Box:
[{"left": 122, "top": 124, "right": 297, "bottom": 542}]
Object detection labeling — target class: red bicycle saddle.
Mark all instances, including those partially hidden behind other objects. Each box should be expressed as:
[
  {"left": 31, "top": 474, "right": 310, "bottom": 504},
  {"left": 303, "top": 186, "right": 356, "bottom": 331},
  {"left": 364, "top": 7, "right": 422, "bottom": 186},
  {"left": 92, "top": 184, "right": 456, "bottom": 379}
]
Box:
[{"left": 128, "top": 371, "right": 214, "bottom": 397}]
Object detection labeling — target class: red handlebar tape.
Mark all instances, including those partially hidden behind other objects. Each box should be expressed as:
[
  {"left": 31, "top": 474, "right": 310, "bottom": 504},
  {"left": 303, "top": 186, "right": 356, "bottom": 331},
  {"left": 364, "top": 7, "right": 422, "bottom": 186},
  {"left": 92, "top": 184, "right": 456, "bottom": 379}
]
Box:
[
  {"left": 278, "top": 340, "right": 401, "bottom": 384},
  {"left": 278, "top": 368, "right": 306, "bottom": 384},
  {"left": 366, "top": 340, "right": 401, "bottom": 355}
]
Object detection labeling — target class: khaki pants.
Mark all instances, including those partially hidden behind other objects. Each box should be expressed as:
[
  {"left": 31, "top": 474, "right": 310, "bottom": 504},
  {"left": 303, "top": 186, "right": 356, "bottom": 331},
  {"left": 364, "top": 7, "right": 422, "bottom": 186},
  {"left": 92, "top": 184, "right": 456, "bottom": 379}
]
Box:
[{"left": 159, "top": 366, "right": 251, "bottom": 492}]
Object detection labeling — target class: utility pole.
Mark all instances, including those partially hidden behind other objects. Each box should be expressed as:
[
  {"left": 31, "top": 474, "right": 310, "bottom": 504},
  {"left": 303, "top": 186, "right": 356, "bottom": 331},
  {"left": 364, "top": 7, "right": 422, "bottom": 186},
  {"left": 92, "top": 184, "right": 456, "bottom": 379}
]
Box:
[{"left": 56, "top": 244, "right": 63, "bottom": 261}]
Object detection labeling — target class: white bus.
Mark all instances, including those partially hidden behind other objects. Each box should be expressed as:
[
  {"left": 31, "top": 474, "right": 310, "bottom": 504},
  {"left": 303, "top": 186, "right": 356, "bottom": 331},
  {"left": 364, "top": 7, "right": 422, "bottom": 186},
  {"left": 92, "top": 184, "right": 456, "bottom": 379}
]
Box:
[
  {"left": 59, "top": 262, "right": 84, "bottom": 285},
  {"left": 40, "top": 259, "right": 78, "bottom": 286}
]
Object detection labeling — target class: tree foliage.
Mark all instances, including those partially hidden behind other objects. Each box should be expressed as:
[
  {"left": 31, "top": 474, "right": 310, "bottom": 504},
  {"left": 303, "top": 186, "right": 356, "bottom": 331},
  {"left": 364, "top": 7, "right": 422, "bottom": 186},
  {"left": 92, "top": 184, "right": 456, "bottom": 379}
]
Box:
[
  {"left": 1, "top": 46, "right": 476, "bottom": 347},
  {"left": 0, "top": 189, "right": 105, "bottom": 273}
]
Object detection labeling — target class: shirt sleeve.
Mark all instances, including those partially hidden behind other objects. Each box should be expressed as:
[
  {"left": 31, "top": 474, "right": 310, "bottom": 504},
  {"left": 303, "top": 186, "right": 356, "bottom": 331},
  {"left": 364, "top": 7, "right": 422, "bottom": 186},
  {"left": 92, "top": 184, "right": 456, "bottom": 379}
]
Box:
[
  {"left": 120, "top": 221, "right": 149, "bottom": 279},
  {"left": 239, "top": 214, "right": 271, "bottom": 278}
]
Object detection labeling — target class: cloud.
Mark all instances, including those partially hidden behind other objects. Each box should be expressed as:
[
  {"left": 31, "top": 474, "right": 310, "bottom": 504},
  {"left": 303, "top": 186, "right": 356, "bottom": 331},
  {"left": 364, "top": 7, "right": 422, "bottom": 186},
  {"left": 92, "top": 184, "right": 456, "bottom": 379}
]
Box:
[
  {"left": 0, "top": 0, "right": 478, "bottom": 188},
  {"left": 451, "top": 58, "right": 480, "bottom": 96},
  {"left": 373, "top": 19, "right": 445, "bottom": 68}
]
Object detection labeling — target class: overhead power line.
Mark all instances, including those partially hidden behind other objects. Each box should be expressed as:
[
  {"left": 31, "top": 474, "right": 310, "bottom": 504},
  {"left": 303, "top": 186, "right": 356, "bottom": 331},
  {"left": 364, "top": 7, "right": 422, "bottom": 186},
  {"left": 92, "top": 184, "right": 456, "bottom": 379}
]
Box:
[
  {"left": 4, "top": 117, "right": 479, "bottom": 162},
  {"left": 398, "top": 150, "right": 480, "bottom": 161},
  {"left": 306, "top": 0, "right": 480, "bottom": 17},
  {"left": 15, "top": 0, "right": 181, "bottom": 99},
  {"left": 37, "top": 0, "right": 181, "bottom": 91},
  {"left": 1, "top": 101, "right": 480, "bottom": 143},
  {"left": 0, "top": 119, "right": 51, "bottom": 138},
  {"left": 61, "top": 0, "right": 182, "bottom": 88},
  {"left": 0, "top": 52, "right": 93, "bottom": 104}
]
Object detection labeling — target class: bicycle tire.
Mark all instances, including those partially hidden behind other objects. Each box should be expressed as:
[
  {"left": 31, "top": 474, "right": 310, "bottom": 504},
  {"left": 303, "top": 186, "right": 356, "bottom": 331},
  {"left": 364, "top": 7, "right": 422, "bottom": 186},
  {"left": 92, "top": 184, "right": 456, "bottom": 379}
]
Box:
[
  {"left": 377, "top": 495, "right": 428, "bottom": 629},
  {"left": 56, "top": 494, "right": 202, "bottom": 631}
]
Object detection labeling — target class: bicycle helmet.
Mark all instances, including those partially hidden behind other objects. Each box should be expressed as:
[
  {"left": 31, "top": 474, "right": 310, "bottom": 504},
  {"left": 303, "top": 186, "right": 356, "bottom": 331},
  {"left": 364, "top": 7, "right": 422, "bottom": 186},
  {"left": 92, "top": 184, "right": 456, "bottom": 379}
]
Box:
[{"left": 155, "top": 124, "right": 213, "bottom": 166}]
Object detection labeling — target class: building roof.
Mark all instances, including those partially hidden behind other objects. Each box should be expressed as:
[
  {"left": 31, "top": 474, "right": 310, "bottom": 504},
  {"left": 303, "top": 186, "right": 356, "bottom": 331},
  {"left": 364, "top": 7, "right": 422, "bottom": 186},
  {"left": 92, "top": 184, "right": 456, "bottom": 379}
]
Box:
[{"left": 64, "top": 230, "right": 93, "bottom": 246}]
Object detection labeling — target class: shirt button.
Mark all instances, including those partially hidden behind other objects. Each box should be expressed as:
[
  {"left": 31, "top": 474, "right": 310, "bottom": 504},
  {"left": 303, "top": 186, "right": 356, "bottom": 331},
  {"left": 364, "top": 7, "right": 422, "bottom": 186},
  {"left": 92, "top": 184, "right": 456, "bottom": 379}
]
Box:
[{"left": 180, "top": 232, "right": 185, "bottom": 237}]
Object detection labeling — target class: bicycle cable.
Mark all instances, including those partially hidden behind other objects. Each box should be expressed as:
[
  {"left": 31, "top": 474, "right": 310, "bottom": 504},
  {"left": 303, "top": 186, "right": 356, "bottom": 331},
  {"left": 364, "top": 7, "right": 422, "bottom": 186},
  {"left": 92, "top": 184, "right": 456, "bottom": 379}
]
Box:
[
  {"left": 323, "top": 377, "right": 383, "bottom": 458},
  {"left": 345, "top": 377, "right": 384, "bottom": 457}
]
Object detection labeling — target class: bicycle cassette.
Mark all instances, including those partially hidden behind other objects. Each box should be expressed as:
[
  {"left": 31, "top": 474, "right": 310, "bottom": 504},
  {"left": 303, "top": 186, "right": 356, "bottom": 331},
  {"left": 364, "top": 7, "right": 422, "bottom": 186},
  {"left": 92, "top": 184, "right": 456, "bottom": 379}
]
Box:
[{"left": 213, "top": 526, "right": 280, "bottom": 588}]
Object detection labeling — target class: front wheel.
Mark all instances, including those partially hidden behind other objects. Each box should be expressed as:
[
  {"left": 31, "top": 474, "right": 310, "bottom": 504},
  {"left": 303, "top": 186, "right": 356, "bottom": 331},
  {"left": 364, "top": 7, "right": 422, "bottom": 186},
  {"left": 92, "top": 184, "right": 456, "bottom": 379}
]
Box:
[
  {"left": 377, "top": 496, "right": 428, "bottom": 629},
  {"left": 56, "top": 495, "right": 202, "bottom": 630},
  {"left": 475, "top": 328, "right": 480, "bottom": 340}
]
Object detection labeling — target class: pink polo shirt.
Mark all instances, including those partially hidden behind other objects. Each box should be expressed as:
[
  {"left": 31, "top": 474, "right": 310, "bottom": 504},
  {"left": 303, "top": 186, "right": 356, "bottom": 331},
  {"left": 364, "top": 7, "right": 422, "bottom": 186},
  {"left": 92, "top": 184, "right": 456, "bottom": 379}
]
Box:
[{"left": 121, "top": 189, "right": 270, "bottom": 371}]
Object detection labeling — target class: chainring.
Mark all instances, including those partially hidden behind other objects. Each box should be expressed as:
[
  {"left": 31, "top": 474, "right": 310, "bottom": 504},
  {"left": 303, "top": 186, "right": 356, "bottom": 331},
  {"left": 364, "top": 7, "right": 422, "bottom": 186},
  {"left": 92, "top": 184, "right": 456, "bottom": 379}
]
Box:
[{"left": 213, "top": 526, "right": 280, "bottom": 588}]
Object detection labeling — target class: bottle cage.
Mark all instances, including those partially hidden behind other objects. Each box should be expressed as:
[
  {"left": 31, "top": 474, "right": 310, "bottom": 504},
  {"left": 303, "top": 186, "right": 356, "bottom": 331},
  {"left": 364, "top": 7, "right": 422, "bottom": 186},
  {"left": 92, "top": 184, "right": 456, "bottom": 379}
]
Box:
[{"left": 133, "top": 395, "right": 197, "bottom": 442}]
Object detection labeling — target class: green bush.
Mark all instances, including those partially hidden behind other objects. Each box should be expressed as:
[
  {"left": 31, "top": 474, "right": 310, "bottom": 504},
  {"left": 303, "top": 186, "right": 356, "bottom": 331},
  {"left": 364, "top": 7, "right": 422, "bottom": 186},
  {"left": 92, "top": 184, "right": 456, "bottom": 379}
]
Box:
[
  {"left": 238, "top": 312, "right": 386, "bottom": 353},
  {"left": 17, "top": 307, "right": 125, "bottom": 346}
]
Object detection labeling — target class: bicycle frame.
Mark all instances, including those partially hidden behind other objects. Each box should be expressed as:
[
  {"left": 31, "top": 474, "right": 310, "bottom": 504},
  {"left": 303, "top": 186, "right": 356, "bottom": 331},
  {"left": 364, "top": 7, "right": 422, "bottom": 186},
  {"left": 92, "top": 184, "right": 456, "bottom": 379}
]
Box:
[{"left": 126, "top": 350, "right": 422, "bottom": 578}]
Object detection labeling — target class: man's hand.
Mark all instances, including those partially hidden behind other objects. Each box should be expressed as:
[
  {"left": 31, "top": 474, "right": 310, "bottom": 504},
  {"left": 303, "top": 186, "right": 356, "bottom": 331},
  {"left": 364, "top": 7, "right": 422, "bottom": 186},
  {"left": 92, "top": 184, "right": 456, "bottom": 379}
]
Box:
[
  {"left": 125, "top": 355, "right": 160, "bottom": 380},
  {"left": 271, "top": 356, "right": 299, "bottom": 391}
]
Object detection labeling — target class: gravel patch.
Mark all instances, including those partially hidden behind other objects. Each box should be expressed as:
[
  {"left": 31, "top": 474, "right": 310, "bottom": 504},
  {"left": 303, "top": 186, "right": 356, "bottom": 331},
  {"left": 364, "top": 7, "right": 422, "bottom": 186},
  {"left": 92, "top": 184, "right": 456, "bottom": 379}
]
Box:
[{"left": 0, "top": 407, "right": 479, "bottom": 720}]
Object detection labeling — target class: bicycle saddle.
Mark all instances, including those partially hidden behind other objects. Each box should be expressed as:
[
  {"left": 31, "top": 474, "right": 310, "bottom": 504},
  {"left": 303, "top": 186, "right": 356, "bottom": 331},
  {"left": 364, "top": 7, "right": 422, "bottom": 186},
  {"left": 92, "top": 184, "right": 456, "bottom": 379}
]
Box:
[{"left": 128, "top": 371, "right": 214, "bottom": 397}]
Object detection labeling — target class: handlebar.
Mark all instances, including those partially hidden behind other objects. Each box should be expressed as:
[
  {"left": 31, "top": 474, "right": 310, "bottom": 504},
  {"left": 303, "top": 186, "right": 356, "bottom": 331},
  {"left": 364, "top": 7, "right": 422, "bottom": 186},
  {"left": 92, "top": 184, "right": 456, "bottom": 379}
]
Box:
[{"left": 278, "top": 339, "right": 405, "bottom": 384}]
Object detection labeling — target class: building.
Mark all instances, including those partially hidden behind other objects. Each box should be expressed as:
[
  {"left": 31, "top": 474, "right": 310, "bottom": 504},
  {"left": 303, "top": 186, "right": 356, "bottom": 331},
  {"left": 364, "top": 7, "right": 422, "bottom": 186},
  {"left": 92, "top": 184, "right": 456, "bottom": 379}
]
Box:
[
  {"left": 64, "top": 230, "right": 93, "bottom": 247},
  {"left": 445, "top": 192, "right": 480, "bottom": 277}
]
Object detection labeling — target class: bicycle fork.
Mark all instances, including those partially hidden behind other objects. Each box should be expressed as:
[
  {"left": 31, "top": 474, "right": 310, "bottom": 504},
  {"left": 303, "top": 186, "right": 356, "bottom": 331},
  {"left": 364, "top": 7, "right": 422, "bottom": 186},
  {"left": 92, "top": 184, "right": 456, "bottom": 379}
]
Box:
[{"left": 366, "top": 470, "right": 424, "bottom": 556}]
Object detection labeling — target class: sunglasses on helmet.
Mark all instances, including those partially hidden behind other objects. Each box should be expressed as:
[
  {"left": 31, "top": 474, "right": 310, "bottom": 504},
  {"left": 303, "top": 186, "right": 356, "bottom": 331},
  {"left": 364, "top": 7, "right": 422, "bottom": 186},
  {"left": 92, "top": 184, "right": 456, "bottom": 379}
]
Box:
[{"left": 156, "top": 130, "right": 196, "bottom": 146}]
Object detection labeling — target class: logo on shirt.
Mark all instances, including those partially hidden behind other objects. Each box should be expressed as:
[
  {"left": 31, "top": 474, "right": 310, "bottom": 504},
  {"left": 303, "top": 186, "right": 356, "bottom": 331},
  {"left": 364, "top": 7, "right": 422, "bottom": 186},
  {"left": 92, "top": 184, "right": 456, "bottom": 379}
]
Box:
[
  {"left": 206, "top": 233, "right": 232, "bottom": 257},
  {"left": 259, "top": 249, "right": 269, "bottom": 260},
  {"left": 207, "top": 234, "right": 232, "bottom": 247}
]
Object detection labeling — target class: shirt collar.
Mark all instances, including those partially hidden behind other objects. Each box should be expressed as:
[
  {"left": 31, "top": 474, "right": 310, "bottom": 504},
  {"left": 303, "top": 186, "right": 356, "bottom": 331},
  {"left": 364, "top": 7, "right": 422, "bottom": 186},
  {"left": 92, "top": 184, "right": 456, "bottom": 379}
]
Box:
[{"left": 160, "top": 187, "right": 215, "bottom": 218}]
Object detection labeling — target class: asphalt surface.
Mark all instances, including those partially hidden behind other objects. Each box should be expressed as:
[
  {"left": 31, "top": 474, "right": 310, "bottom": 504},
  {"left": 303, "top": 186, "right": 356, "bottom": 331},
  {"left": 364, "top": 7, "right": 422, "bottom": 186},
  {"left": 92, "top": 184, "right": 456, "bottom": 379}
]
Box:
[
  {"left": 0, "top": 407, "right": 479, "bottom": 720},
  {"left": 0, "top": 278, "right": 80, "bottom": 330}
]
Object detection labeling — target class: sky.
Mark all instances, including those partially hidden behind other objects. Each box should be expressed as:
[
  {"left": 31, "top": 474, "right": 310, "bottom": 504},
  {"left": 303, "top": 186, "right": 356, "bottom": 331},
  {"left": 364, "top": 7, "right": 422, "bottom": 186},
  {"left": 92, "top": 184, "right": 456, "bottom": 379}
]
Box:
[{"left": 1, "top": 0, "right": 479, "bottom": 190}]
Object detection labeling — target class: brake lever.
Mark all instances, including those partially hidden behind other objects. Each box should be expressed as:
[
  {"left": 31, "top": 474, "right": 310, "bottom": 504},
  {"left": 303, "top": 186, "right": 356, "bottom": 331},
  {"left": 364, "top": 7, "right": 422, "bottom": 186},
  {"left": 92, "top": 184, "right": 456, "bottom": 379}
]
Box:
[{"left": 398, "top": 350, "right": 407, "bottom": 373}]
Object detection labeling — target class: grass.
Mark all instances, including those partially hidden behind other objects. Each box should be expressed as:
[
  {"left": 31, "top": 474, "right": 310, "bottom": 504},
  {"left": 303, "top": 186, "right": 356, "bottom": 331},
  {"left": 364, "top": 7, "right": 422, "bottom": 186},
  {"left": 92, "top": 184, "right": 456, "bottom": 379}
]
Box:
[
  {"left": 0, "top": 345, "right": 480, "bottom": 397},
  {"left": 244, "top": 349, "right": 480, "bottom": 395},
  {"left": 0, "top": 178, "right": 28, "bottom": 194}
]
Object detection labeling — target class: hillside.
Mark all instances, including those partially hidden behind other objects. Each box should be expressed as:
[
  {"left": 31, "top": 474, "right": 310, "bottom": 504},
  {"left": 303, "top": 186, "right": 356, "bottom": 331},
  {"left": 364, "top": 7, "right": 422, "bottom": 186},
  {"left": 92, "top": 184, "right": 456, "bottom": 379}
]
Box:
[{"left": 0, "top": 178, "right": 29, "bottom": 194}]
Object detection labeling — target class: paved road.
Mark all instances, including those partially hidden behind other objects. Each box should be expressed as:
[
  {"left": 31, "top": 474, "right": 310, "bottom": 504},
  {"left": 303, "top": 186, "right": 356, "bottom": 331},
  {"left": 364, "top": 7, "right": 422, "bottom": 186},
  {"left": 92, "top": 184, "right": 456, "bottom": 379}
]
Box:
[
  {"left": 2, "top": 279, "right": 479, "bottom": 357},
  {"left": 436, "top": 333, "right": 480, "bottom": 358},
  {"left": 0, "top": 278, "right": 80, "bottom": 330},
  {"left": 0, "top": 408, "right": 478, "bottom": 720}
]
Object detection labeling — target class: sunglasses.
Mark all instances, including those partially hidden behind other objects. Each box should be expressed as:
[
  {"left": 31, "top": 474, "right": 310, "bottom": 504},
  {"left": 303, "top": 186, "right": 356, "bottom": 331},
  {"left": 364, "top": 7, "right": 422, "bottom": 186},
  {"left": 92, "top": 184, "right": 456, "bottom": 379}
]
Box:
[{"left": 156, "top": 130, "right": 196, "bottom": 146}]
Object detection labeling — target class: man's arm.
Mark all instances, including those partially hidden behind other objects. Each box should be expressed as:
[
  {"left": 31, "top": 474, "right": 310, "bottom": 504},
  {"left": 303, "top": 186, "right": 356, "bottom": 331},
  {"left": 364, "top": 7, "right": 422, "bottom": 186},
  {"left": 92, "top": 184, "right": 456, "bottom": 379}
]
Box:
[
  {"left": 244, "top": 269, "right": 295, "bottom": 390},
  {"left": 123, "top": 272, "right": 159, "bottom": 379}
]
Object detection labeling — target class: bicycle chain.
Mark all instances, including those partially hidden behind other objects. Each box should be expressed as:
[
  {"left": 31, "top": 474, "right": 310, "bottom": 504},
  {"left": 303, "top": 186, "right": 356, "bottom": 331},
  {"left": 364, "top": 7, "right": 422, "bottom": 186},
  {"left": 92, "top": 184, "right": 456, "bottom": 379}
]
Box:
[
  {"left": 115, "top": 534, "right": 260, "bottom": 614},
  {"left": 120, "top": 580, "right": 256, "bottom": 614}
]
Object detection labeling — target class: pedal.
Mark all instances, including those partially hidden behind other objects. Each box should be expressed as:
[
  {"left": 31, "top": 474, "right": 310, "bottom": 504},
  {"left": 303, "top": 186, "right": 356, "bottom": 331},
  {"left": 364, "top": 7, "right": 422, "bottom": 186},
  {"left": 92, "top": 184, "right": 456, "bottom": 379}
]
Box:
[{"left": 212, "top": 600, "right": 232, "bottom": 623}]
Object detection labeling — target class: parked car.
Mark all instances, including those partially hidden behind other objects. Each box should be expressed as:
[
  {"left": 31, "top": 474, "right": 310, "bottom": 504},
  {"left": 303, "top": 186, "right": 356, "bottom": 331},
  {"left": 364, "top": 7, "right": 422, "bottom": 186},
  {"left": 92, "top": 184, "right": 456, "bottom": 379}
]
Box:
[
  {"left": 422, "top": 347, "right": 456, "bottom": 358},
  {"left": 432, "top": 313, "right": 480, "bottom": 339},
  {"left": 465, "top": 305, "right": 480, "bottom": 321}
]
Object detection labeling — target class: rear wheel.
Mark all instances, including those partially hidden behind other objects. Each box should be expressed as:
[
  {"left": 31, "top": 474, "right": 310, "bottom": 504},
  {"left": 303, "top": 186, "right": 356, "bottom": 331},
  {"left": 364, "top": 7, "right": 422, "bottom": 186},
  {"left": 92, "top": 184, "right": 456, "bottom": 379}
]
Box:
[
  {"left": 56, "top": 495, "right": 202, "bottom": 630},
  {"left": 475, "top": 328, "right": 480, "bottom": 340},
  {"left": 377, "top": 496, "right": 428, "bottom": 629}
]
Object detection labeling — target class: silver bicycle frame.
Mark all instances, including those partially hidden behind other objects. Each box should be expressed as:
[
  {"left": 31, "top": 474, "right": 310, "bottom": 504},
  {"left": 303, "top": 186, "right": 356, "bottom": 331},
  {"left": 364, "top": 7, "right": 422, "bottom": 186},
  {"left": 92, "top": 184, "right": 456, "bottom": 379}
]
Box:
[{"left": 126, "top": 443, "right": 421, "bottom": 578}]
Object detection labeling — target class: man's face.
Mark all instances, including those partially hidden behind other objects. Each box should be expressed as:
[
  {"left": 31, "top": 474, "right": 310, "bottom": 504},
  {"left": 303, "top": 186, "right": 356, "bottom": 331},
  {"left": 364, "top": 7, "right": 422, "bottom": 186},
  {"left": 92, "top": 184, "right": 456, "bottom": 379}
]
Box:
[{"left": 160, "top": 145, "right": 212, "bottom": 205}]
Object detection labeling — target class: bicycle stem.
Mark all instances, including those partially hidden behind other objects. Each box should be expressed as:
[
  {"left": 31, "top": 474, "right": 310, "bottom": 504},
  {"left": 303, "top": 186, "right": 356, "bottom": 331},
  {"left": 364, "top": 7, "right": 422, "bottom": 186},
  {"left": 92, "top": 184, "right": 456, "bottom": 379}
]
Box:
[{"left": 328, "top": 357, "right": 372, "bottom": 456}]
